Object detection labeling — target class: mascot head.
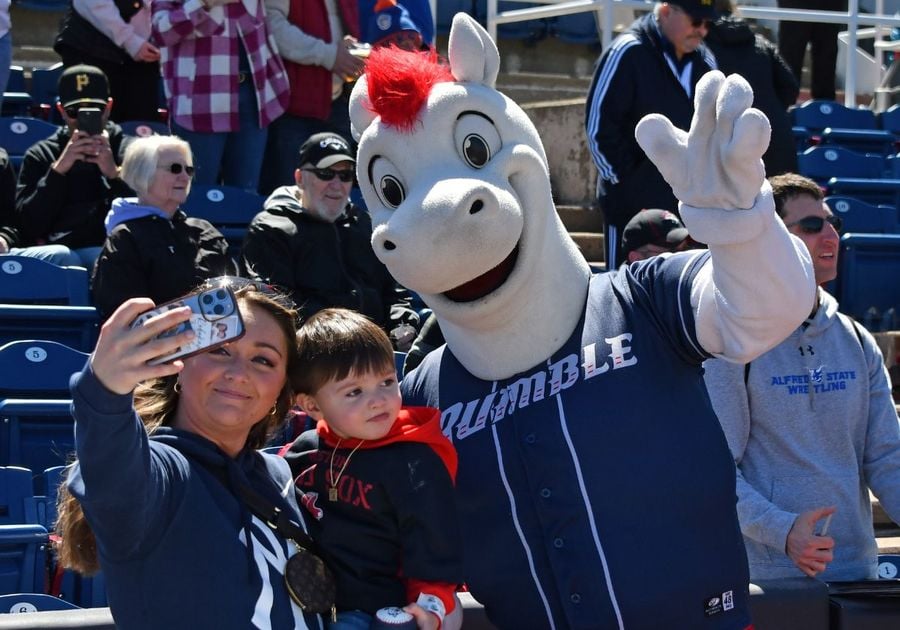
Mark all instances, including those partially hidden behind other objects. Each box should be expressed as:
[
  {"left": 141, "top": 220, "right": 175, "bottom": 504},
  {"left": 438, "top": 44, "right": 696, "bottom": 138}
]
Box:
[{"left": 350, "top": 14, "right": 591, "bottom": 380}]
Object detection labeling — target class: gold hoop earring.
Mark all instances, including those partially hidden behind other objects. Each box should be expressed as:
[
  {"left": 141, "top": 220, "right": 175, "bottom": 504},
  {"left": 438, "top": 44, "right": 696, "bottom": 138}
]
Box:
[
  {"left": 269, "top": 403, "right": 279, "bottom": 417},
  {"left": 174, "top": 381, "right": 182, "bottom": 394}
]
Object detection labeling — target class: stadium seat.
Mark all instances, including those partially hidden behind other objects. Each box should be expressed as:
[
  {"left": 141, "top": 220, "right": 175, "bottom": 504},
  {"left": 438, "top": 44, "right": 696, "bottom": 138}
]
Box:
[
  {"left": 0, "top": 467, "right": 49, "bottom": 596},
  {"left": 834, "top": 233, "right": 900, "bottom": 326},
  {"left": 797, "top": 146, "right": 884, "bottom": 185},
  {"left": 0, "top": 593, "right": 80, "bottom": 613},
  {"left": 0, "top": 257, "right": 91, "bottom": 306},
  {"left": 792, "top": 126, "right": 812, "bottom": 152},
  {"left": 819, "top": 127, "right": 897, "bottom": 157},
  {"left": 791, "top": 100, "right": 878, "bottom": 132},
  {"left": 0, "top": 305, "right": 99, "bottom": 355},
  {"left": 2, "top": 69, "right": 33, "bottom": 118},
  {"left": 496, "top": 2, "right": 549, "bottom": 41},
  {"left": 394, "top": 351, "right": 406, "bottom": 379},
  {"left": 878, "top": 554, "right": 900, "bottom": 579},
  {"left": 878, "top": 104, "right": 900, "bottom": 134},
  {"left": 0, "top": 341, "right": 87, "bottom": 400},
  {"left": 5, "top": 68, "right": 24, "bottom": 94},
  {"left": 183, "top": 185, "right": 265, "bottom": 256},
  {"left": 0, "top": 118, "right": 59, "bottom": 171},
  {"left": 118, "top": 120, "right": 169, "bottom": 138},
  {"left": 825, "top": 196, "right": 896, "bottom": 234},
  {"left": 551, "top": 12, "right": 600, "bottom": 45},
  {"left": 0, "top": 400, "right": 76, "bottom": 477},
  {"left": 826, "top": 177, "right": 900, "bottom": 208},
  {"left": 29, "top": 64, "right": 64, "bottom": 124}
]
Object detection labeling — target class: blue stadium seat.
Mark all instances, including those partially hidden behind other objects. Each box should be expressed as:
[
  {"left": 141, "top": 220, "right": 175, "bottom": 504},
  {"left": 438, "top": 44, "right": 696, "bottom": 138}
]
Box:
[
  {"left": 29, "top": 64, "right": 64, "bottom": 124},
  {"left": 496, "top": 2, "right": 549, "bottom": 41},
  {"left": 0, "top": 305, "right": 99, "bottom": 353},
  {"left": 0, "top": 257, "right": 91, "bottom": 306},
  {"left": 834, "top": 233, "right": 900, "bottom": 326},
  {"left": 878, "top": 104, "right": 900, "bottom": 134},
  {"left": 879, "top": 554, "right": 900, "bottom": 580},
  {"left": 797, "top": 146, "right": 884, "bottom": 185},
  {"left": 2, "top": 68, "right": 33, "bottom": 119},
  {"left": 791, "top": 100, "right": 877, "bottom": 132},
  {"left": 0, "top": 118, "right": 59, "bottom": 171},
  {"left": 551, "top": 13, "right": 600, "bottom": 45},
  {"left": 825, "top": 196, "right": 896, "bottom": 234},
  {"left": 118, "top": 120, "right": 169, "bottom": 138},
  {"left": 826, "top": 177, "right": 900, "bottom": 208},
  {"left": 0, "top": 467, "right": 49, "bottom": 596},
  {"left": 394, "top": 351, "right": 406, "bottom": 379},
  {"left": 0, "top": 400, "right": 76, "bottom": 476},
  {"left": 792, "top": 126, "right": 811, "bottom": 152},
  {"left": 0, "top": 341, "right": 87, "bottom": 400},
  {"left": 0, "top": 593, "right": 80, "bottom": 612},
  {"left": 183, "top": 185, "right": 266, "bottom": 256},
  {"left": 5, "top": 67, "right": 25, "bottom": 94},
  {"left": 819, "top": 127, "right": 897, "bottom": 157}
]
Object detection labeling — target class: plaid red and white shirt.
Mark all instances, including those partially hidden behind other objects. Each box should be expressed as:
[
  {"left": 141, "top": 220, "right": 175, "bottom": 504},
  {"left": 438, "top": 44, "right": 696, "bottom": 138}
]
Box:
[{"left": 152, "top": 0, "right": 290, "bottom": 133}]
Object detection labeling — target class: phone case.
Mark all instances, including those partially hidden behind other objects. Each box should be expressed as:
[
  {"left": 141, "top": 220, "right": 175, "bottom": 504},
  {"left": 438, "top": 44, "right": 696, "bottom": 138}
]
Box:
[
  {"left": 77, "top": 108, "right": 103, "bottom": 135},
  {"left": 130, "top": 286, "right": 246, "bottom": 366}
]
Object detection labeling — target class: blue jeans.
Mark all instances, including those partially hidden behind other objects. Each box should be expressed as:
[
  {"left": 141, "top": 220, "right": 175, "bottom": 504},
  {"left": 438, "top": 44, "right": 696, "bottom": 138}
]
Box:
[
  {"left": 328, "top": 610, "right": 372, "bottom": 630},
  {"left": 6, "top": 245, "right": 82, "bottom": 267},
  {"left": 0, "top": 31, "right": 11, "bottom": 111},
  {"left": 171, "top": 78, "right": 268, "bottom": 193},
  {"left": 257, "top": 89, "right": 353, "bottom": 196}
]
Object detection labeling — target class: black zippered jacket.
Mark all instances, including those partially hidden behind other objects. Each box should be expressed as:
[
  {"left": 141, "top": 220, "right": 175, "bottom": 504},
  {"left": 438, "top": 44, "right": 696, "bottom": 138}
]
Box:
[
  {"left": 15, "top": 123, "right": 132, "bottom": 249},
  {"left": 240, "top": 185, "right": 417, "bottom": 330}
]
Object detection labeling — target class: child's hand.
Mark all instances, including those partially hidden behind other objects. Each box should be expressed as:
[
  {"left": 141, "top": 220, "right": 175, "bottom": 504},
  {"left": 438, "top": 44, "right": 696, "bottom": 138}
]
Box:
[{"left": 402, "top": 603, "right": 440, "bottom": 630}]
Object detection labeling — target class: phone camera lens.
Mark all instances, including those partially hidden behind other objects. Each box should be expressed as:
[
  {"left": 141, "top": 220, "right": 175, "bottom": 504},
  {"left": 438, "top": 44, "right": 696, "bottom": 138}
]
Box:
[
  {"left": 202, "top": 295, "right": 212, "bottom": 304},
  {"left": 213, "top": 304, "right": 224, "bottom": 315},
  {"left": 216, "top": 289, "right": 226, "bottom": 300}
]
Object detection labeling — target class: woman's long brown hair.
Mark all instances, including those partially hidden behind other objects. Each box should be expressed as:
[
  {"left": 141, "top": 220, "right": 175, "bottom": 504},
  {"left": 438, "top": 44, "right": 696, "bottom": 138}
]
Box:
[{"left": 55, "top": 287, "right": 299, "bottom": 574}]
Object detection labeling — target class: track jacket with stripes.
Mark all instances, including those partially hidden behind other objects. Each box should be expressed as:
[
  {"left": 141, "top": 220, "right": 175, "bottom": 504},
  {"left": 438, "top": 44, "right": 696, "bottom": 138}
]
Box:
[{"left": 584, "top": 12, "right": 716, "bottom": 229}]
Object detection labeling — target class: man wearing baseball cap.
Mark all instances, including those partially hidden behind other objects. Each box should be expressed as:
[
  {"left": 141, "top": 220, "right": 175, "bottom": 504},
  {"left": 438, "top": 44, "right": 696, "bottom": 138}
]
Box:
[
  {"left": 14, "top": 64, "right": 130, "bottom": 268},
  {"left": 242, "top": 132, "right": 419, "bottom": 343},
  {"left": 585, "top": 1, "right": 717, "bottom": 271},
  {"left": 622, "top": 208, "right": 695, "bottom": 263}
]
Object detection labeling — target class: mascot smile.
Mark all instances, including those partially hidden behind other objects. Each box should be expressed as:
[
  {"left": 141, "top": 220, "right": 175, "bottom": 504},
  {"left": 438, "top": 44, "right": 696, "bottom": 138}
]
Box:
[{"left": 351, "top": 14, "right": 816, "bottom": 629}]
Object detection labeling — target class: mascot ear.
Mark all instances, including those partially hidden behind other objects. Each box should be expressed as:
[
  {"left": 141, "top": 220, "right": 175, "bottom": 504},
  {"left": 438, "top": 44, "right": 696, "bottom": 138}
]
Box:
[
  {"left": 448, "top": 13, "right": 500, "bottom": 87},
  {"left": 349, "top": 75, "right": 377, "bottom": 141}
]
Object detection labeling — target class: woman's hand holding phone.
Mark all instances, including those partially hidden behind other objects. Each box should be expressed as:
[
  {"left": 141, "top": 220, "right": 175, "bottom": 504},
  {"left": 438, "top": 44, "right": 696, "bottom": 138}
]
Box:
[{"left": 90, "top": 298, "right": 194, "bottom": 395}]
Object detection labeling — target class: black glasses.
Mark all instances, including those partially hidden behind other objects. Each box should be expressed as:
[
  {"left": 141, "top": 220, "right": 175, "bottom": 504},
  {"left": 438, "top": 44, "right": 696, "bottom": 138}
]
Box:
[
  {"left": 785, "top": 215, "right": 843, "bottom": 234},
  {"left": 159, "top": 163, "right": 195, "bottom": 176},
  {"left": 301, "top": 167, "right": 354, "bottom": 182}
]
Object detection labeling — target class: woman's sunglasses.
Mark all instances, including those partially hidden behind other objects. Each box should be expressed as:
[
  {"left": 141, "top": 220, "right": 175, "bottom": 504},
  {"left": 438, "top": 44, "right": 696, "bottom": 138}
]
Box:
[
  {"left": 159, "top": 162, "right": 195, "bottom": 176},
  {"left": 785, "top": 215, "right": 843, "bottom": 234},
  {"left": 302, "top": 167, "right": 355, "bottom": 182}
]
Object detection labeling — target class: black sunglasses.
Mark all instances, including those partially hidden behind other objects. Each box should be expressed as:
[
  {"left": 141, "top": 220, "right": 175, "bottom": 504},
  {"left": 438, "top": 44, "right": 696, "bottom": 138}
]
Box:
[
  {"left": 690, "top": 16, "right": 712, "bottom": 28},
  {"left": 302, "top": 167, "right": 354, "bottom": 182},
  {"left": 159, "top": 162, "right": 195, "bottom": 176},
  {"left": 785, "top": 214, "right": 843, "bottom": 234},
  {"left": 203, "top": 276, "right": 297, "bottom": 310}
]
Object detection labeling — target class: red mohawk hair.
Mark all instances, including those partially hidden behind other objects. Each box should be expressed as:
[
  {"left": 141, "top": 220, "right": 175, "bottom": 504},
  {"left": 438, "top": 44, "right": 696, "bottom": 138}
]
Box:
[{"left": 365, "top": 46, "right": 455, "bottom": 132}]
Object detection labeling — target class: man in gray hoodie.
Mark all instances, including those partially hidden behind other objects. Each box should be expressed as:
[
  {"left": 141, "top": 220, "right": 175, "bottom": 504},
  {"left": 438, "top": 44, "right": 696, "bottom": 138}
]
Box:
[{"left": 704, "top": 172, "right": 900, "bottom": 581}]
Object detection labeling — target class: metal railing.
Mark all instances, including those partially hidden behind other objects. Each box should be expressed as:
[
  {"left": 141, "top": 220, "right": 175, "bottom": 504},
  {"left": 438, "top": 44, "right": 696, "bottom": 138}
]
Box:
[{"left": 485, "top": 0, "right": 900, "bottom": 108}]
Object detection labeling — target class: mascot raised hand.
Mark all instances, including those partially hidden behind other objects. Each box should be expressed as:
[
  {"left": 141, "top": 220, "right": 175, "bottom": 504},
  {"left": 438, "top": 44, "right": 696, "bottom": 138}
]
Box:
[{"left": 350, "top": 14, "right": 815, "bottom": 628}]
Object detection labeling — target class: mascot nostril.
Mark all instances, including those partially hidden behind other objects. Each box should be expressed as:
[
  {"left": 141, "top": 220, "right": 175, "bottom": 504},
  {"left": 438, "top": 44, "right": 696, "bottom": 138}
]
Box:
[
  {"left": 383, "top": 240, "right": 397, "bottom": 251},
  {"left": 469, "top": 200, "right": 484, "bottom": 215}
]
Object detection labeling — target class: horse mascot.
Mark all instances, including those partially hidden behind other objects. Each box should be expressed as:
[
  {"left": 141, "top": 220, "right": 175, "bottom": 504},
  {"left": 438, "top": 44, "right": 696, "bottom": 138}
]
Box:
[{"left": 350, "top": 14, "right": 815, "bottom": 628}]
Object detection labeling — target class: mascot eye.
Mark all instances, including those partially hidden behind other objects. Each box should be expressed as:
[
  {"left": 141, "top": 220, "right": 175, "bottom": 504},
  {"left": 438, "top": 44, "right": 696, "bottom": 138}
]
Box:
[
  {"left": 455, "top": 113, "right": 502, "bottom": 170},
  {"left": 462, "top": 134, "right": 491, "bottom": 168},
  {"left": 379, "top": 175, "right": 405, "bottom": 208}
]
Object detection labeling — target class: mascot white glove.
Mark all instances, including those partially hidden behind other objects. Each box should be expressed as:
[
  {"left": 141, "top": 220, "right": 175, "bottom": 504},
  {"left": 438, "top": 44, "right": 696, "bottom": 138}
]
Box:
[{"left": 635, "top": 71, "right": 770, "bottom": 212}]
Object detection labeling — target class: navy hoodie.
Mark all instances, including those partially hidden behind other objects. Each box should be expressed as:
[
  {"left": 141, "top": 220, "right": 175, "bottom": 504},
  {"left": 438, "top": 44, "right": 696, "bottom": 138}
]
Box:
[{"left": 68, "top": 363, "right": 322, "bottom": 630}]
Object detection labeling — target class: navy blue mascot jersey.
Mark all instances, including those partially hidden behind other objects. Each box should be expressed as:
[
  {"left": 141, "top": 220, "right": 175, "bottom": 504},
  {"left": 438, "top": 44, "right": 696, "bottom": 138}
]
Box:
[{"left": 403, "top": 251, "right": 752, "bottom": 629}]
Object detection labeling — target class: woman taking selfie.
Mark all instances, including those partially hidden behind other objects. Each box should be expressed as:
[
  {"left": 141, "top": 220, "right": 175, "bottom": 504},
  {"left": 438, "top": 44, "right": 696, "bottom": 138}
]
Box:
[{"left": 56, "top": 281, "right": 325, "bottom": 628}]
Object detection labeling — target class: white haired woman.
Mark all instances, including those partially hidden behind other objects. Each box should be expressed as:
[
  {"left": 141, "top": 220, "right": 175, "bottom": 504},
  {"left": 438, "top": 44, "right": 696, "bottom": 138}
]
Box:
[{"left": 91, "top": 135, "right": 237, "bottom": 319}]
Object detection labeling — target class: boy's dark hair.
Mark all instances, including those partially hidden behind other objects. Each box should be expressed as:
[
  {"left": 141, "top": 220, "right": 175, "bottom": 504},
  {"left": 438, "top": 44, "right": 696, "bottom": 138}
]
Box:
[
  {"left": 768, "top": 173, "right": 824, "bottom": 219},
  {"left": 294, "top": 308, "right": 395, "bottom": 394}
]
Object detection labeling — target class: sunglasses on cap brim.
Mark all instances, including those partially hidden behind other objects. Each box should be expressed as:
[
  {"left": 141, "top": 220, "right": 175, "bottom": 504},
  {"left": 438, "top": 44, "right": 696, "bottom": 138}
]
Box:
[{"left": 785, "top": 215, "right": 843, "bottom": 234}]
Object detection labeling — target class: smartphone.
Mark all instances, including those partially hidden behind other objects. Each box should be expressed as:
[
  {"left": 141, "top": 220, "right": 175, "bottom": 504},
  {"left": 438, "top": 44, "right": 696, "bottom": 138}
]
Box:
[
  {"left": 130, "top": 285, "right": 246, "bottom": 366},
  {"left": 76, "top": 107, "right": 103, "bottom": 136}
]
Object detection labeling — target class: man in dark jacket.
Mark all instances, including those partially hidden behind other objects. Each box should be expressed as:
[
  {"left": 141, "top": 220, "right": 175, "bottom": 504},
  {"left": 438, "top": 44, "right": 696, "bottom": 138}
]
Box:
[
  {"left": 15, "top": 64, "right": 131, "bottom": 268},
  {"left": 242, "top": 131, "right": 418, "bottom": 345},
  {"left": 585, "top": 0, "right": 717, "bottom": 270}
]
